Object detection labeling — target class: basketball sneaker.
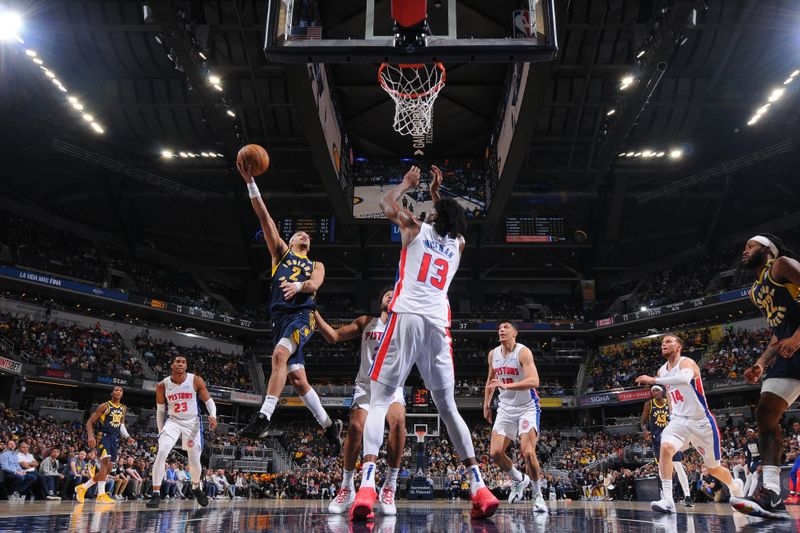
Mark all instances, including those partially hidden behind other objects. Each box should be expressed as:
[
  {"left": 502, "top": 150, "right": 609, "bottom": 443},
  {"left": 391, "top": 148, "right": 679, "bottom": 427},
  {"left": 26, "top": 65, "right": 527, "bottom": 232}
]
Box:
[
  {"left": 784, "top": 494, "right": 800, "bottom": 505},
  {"left": 731, "top": 487, "right": 789, "bottom": 520},
  {"left": 325, "top": 419, "right": 344, "bottom": 455},
  {"left": 74, "top": 485, "right": 87, "bottom": 504},
  {"left": 470, "top": 487, "right": 499, "bottom": 519},
  {"left": 146, "top": 492, "right": 161, "bottom": 508},
  {"left": 239, "top": 413, "right": 271, "bottom": 439},
  {"left": 96, "top": 493, "right": 116, "bottom": 504},
  {"left": 650, "top": 498, "right": 676, "bottom": 513},
  {"left": 350, "top": 486, "right": 377, "bottom": 521},
  {"left": 533, "top": 492, "right": 548, "bottom": 513},
  {"left": 507, "top": 474, "right": 530, "bottom": 504},
  {"left": 683, "top": 495, "right": 694, "bottom": 507},
  {"left": 329, "top": 487, "right": 355, "bottom": 514},
  {"left": 379, "top": 486, "right": 397, "bottom": 516},
  {"left": 192, "top": 486, "right": 209, "bottom": 507}
]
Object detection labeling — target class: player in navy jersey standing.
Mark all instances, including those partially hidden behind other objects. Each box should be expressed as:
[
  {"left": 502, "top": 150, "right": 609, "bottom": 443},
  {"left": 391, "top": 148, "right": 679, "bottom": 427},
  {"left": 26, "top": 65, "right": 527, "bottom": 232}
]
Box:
[
  {"left": 732, "top": 234, "right": 800, "bottom": 519},
  {"left": 237, "top": 160, "right": 343, "bottom": 451}
]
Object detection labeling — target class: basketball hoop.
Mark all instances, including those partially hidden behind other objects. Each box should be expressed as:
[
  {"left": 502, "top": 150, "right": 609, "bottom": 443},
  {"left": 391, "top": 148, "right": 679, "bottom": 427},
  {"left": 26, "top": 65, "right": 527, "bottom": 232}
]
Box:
[
  {"left": 378, "top": 62, "right": 446, "bottom": 137},
  {"left": 415, "top": 429, "right": 427, "bottom": 444}
]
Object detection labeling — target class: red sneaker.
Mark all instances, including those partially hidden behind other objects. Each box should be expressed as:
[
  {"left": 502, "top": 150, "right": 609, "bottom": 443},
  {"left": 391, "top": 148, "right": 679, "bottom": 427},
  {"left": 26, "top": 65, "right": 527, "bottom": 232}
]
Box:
[
  {"left": 785, "top": 494, "right": 800, "bottom": 505},
  {"left": 350, "top": 487, "right": 377, "bottom": 521},
  {"left": 470, "top": 487, "right": 500, "bottom": 519}
]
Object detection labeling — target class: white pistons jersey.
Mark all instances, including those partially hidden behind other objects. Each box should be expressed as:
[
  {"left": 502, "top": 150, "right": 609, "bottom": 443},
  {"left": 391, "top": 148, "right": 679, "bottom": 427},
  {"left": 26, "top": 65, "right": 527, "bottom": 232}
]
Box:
[
  {"left": 492, "top": 343, "right": 538, "bottom": 408},
  {"left": 388, "top": 222, "right": 463, "bottom": 327},
  {"left": 355, "top": 317, "right": 386, "bottom": 389},
  {"left": 658, "top": 357, "right": 711, "bottom": 419},
  {"left": 163, "top": 373, "right": 199, "bottom": 421}
]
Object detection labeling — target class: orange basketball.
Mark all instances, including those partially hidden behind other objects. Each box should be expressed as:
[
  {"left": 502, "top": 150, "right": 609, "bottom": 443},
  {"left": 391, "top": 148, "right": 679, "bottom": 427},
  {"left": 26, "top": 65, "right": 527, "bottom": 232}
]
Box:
[{"left": 237, "top": 144, "right": 270, "bottom": 176}]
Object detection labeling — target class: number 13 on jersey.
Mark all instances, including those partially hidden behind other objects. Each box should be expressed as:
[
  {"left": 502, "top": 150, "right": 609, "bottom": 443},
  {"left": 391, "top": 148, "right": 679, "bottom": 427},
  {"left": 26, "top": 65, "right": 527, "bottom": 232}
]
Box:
[{"left": 417, "top": 253, "right": 448, "bottom": 290}]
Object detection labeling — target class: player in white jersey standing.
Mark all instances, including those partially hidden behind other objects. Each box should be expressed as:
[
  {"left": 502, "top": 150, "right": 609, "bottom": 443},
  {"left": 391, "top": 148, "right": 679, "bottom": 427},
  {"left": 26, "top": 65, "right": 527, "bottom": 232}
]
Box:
[
  {"left": 635, "top": 334, "right": 743, "bottom": 513},
  {"left": 351, "top": 165, "right": 499, "bottom": 520},
  {"left": 147, "top": 354, "right": 217, "bottom": 508},
  {"left": 314, "top": 290, "right": 407, "bottom": 515},
  {"left": 483, "top": 322, "right": 547, "bottom": 512}
]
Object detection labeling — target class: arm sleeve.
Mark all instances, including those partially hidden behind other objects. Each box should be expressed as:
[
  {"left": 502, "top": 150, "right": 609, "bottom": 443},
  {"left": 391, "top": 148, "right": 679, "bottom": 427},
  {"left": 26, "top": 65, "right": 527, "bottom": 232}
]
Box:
[
  {"left": 120, "top": 424, "right": 130, "bottom": 439},
  {"left": 655, "top": 368, "right": 694, "bottom": 386},
  {"left": 156, "top": 403, "right": 166, "bottom": 433},
  {"left": 205, "top": 398, "right": 217, "bottom": 418}
]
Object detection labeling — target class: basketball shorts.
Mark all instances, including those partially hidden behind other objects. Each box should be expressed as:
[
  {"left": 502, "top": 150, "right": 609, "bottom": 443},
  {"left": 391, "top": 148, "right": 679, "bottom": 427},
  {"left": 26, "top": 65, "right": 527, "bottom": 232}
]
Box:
[
  {"left": 761, "top": 377, "right": 800, "bottom": 405},
  {"left": 98, "top": 434, "right": 120, "bottom": 463},
  {"left": 660, "top": 415, "right": 721, "bottom": 468},
  {"left": 652, "top": 434, "right": 683, "bottom": 464},
  {"left": 492, "top": 402, "right": 540, "bottom": 440},
  {"left": 271, "top": 311, "right": 316, "bottom": 370},
  {"left": 160, "top": 417, "right": 203, "bottom": 452},
  {"left": 351, "top": 381, "right": 405, "bottom": 411},
  {"left": 369, "top": 312, "right": 454, "bottom": 390}
]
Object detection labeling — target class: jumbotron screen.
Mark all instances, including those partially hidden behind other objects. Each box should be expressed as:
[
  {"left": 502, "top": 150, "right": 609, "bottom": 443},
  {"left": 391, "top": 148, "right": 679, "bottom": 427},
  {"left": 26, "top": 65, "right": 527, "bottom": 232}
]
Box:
[{"left": 505, "top": 216, "right": 566, "bottom": 243}]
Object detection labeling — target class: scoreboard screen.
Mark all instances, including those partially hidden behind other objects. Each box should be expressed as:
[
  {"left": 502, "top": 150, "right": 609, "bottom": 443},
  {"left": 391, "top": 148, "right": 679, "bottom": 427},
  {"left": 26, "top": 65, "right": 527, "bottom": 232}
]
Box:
[
  {"left": 266, "top": 217, "right": 335, "bottom": 243},
  {"left": 505, "top": 216, "right": 566, "bottom": 243},
  {"left": 413, "top": 388, "right": 430, "bottom": 408}
]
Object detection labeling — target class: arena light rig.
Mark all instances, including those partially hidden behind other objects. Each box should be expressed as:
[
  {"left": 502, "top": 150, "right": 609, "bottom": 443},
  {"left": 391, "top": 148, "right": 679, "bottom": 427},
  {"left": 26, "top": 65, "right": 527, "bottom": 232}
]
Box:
[
  {"left": 617, "top": 149, "right": 683, "bottom": 160},
  {"left": 19, "top": 48, "right": 106, "bottom": 134},
  {"left": 161, "top": 150, "right": 224, "bottom": 160},
  {"left": 0, "top": 9, "right": 23, "bottom": 42},
  {"left": 747, "top": 69, "right": 798, "bottom": 126}
]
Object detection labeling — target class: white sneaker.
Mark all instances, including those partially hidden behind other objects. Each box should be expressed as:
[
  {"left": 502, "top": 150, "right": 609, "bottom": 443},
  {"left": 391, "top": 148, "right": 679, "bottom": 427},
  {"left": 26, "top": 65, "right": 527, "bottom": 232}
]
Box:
[
  {"left": 45, "top": 495, "right": 61, "bottom": 501},
  {"left": 730, "top": 478, "right": 744, "bottom": 498},
  {"left": 533, "top": 492, "right": 548, "bottom": 513},
  {"left": 651, "top": 498, "right": 676, "bottom": 513},
  {"left": 379, "top": 486, "right": 397, "bottom": 516},
  {"left": 328, "top": 487, "right": 355, "bottom": 514},
  {"left": 508, "top": 474, "right": 530, "bottom": 504}
]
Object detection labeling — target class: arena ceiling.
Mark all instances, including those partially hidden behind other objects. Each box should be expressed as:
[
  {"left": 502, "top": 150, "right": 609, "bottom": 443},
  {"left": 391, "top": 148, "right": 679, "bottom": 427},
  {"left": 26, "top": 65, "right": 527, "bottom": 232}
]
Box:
[{"left": 1, "top": 0, "right": 799, "bottom": 288}]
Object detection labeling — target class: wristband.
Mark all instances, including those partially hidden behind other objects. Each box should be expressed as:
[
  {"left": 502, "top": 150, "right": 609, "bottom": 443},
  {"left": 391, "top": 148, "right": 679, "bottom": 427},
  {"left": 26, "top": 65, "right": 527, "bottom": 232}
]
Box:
[
  {"left": 293, "top": 282, "right": 303, "bottom": 292},
  {"left": 247, "top": 181, "right": 260, "bottom": 199}
]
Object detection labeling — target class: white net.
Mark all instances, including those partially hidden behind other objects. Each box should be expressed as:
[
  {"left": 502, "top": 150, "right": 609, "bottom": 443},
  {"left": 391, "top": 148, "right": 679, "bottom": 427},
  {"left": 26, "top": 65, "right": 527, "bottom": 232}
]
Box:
[{"left": 379, "top": 63, "right": 446, "bottom": 137}]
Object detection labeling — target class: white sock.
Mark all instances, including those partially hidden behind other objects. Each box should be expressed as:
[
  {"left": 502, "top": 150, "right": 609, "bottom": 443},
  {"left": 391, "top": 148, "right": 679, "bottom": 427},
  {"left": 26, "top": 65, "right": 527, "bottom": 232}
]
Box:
[
  {"left": 259, "top": 395, "right": 278, "bottom": 419},
  {"left": 763, "top": 465, "right": 781, "bottom": 494},
  {"left": 301, "top": 389, "right": 332, "bottom": 428},
  {"left": 97, "top": 481, "right": 106, "bottom": 495},
  {"left": 360, "top": 462, "right": 377, "bottom": 490},
  {"left": 152, "top": 488, "right": 160, "bottom": 495},
  {"left": 508, "top": 466, "right": 524, "bottom": 483},
  {"left": 661, "top": 480, "right": 673, "bottom": 502},
  {"left": 383, "top": 467, "right": 399, "bottom": 490},
  {"left": 342, "top": 469, "right": 354, "bottom": 490},
  {"left": 81, "top": 479, "right": 96, "bottom": 489},
  {"left": 531, "top": 478, "right": 540, "bottom": 496},
  {"left": 673, "top": 462, "right": 690, "bottom": 497},
  {"left": 468, "top": 465, "right": 486, "bottom": 495}
]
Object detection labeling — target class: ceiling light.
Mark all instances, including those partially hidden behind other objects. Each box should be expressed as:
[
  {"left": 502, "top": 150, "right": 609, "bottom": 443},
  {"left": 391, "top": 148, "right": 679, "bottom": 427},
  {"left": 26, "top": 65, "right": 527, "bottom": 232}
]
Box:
[
  {"left": 625, "top": 152, "right": 634, "bottom": 157},
  {"left": 24, "top": 49, "right": 36, "bottom": 57},
  {"left": 188, "top": 152, "right": 196, "bottom": 158},
  {"left": 82, "top": 113, "right": 93, "bottom": 122},
  {"left": 161, "top": 150, "right": 173, "bottom": 158},
  {"left": 768, "top": 88, "right": 785, "bottom": 102},
  {"left": 0, "top": 11, "right": 23, "bottom": 42},
  {"left": 208, "top": 152, "right": 218, "bottom": 158},
  {"left": 208, "top": 74, "right": 221, "bottom": 85},
  {"left": 90, "top": 122, "right": 104, "bottom": 134},
  {"left": 785, "top": 77, "right": 795, "bottom": 85},
  {"left": 606, "top": 109, "right": 616, "bottom": 116},
  {"left": 618, "top": 152, "right": 626, "bottom": 157},
  {"left": 792, "top": 70, "right": 800, "bottom": 77},
  {"left": 72, "top": 102, "right": 84, "bottom": 110},
  {"left": 213, "top": 84, "right": 223, "bottom": 92},
  {"left": 179, "top": 152, "right": 188, "bottom": 158},
  {"left": 201, "top": 152, "right": 209, "bottom": 157},
  {"left": 670, "top": 150, "right": 683, "bottom": 158},
  {"left": 226, "top": 110, "right": 236, "bottom": 117},
  {"left": 643, "top": 151, "right": 654, "bottom": 158},
  {"left": 56, "top": 85, "right": 67, "bottom": 92},
  {"left": 198, "top": 52, "right": 207, "bottom": 60},
  {"left": 640, "top": 306, "right": 647, "bottom": 312},
  {"left": 747, "top": 116, "right": 759, "bottom": 126},
  {"left": 636, "top": 50, "right": 645, "bottom": 59},
  {"left": 634, "top": 152, "right": 642, "bottom": 157},
  {"left": 32, "top": 58, "right": 42, "bottom": 65},
  {"left": 622, "top": 76, "right": 634, "bottom": 85},
  {"left": 68, "top": 96, "right": 78, "bottom": 104},
  {"left": 656, "top": 152, "right": 665, "bottom": 157},
  {"left": 216, "top": 153, "right": 224, "bottom": 157},
  {"left": 756, "top": 104, "right": 770, "bottom": 115},
  {"left": 44, "top": 71, "right": 55, "bottom": 78}
]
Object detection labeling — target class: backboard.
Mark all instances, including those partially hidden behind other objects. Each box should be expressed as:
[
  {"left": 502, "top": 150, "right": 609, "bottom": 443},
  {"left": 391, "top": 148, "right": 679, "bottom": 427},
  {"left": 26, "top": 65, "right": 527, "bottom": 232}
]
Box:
[{"left": 265, "top": 0, "right": 557, "bottom": 63}]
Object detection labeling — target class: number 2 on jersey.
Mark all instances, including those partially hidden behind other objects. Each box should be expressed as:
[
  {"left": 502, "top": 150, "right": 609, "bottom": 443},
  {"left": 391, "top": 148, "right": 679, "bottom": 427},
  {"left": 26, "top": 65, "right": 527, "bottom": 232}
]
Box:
[
  {"left": 417, "top": 253, "right": 448, "bottom": 290},
  {"left": 173, "top": 402, "right": 188, "bottom": 413},
  {"left": 670, "top": 390, "right": 684, "bottom": 403}
]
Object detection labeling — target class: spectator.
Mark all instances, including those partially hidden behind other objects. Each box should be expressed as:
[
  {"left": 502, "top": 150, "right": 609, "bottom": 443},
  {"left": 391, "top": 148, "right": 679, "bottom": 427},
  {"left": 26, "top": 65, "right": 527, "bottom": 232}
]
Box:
[{"left": 38, "top": 447, "right": 63, "bottom": 500}]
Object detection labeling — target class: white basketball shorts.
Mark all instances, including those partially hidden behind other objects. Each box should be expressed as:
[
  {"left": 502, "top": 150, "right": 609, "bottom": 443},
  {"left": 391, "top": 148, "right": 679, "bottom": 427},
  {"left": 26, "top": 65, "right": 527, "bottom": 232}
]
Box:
[
  {"left": 492, "top": 402, "right": 541, "bottom": 440},
  {"left": 351, "top": 381, "right": 405, "bottom": 411},
  {"left": 660, "top": 414, "right": 722, "bottom": 468},
  {"left": 160, "top": 417, "right": 203, "bottom": 452}
]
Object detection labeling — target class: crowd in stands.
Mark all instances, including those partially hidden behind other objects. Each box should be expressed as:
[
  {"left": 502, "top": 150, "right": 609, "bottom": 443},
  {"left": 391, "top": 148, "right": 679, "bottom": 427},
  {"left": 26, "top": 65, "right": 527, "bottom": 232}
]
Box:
[
  {"left": 0, "top": 313, "right": 143, "bottom": 377},
  {"left": 702, "top": 327, "right": 770, "bottom": 382},
  {"left": 586, "top": 327, "right": 712, "bottom": 392},
  {"left": 135, "top": 335, "right": 252, "bottom": 391}
]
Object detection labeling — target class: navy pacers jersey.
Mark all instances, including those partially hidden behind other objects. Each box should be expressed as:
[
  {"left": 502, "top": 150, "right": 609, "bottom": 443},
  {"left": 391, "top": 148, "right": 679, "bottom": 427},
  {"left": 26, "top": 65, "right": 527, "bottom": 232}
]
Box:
[
  {"left": 648, "top": 399, "right": 670, "bottom": 437},
  {"left": 270, "top": 249, "right": 316, "bottom": 317},
  {"left": 750, "top": 258, "right": 800, "bottom": 379},
  {"left": 99, "top": 401, "right": 126, "bottom": 437}
]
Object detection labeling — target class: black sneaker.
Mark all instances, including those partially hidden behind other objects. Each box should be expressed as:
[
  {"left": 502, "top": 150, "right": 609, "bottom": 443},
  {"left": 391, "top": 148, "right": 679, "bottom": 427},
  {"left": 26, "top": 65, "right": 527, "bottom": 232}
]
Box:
[
  {"left": 683, "top": 496, "right": 693, "bottom": 507},
  {"left": 324, "top": 419, "right": 344, "bottom": 455},
  {"left": 239, "top": 413, "right": 271, "bottom": 439},
  {"left": 731, "top": 487, "right": 788, "bottom": 520},
  {"left": 193, "top": 486, "right": 209, "bottom": 507},
  {"left": 146, "top": 493, "right": 161, "bottom": 508}
]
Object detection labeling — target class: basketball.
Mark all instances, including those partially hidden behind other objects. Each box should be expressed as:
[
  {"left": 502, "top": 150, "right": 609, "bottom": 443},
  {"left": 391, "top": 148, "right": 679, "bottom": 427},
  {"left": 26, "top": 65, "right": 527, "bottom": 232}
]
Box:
[{"left": 237, "top": 144, "right": 270, "bottom": 176}]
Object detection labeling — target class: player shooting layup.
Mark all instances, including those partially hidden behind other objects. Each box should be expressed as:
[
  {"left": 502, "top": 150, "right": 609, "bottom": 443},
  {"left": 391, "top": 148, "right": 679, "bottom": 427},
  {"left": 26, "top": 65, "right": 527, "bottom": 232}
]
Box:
[{"left": 351, "top": 165, "right": 499, "bottom": 520}]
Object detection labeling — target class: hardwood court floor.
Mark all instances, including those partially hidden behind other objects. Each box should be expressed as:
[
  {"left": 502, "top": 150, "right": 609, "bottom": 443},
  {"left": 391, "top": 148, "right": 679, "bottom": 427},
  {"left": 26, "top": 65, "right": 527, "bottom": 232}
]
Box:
[{"left": 1, "top": 498, "right": 798, "bottom": 532}]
